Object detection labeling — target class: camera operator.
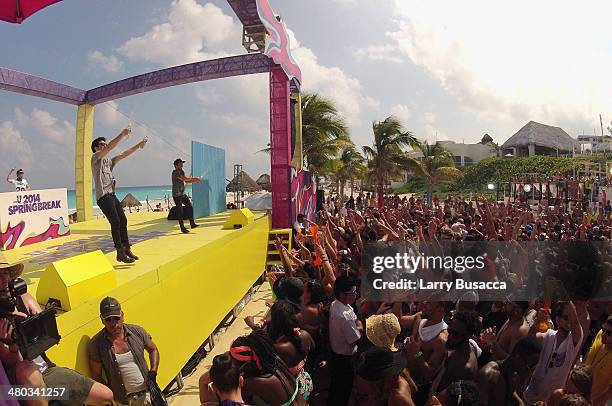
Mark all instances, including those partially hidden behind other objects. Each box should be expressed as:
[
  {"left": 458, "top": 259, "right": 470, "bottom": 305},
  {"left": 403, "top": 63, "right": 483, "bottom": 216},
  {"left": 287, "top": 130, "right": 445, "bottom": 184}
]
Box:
[{"left": 0, "top": 259, "right": 113, "bottom": 406}]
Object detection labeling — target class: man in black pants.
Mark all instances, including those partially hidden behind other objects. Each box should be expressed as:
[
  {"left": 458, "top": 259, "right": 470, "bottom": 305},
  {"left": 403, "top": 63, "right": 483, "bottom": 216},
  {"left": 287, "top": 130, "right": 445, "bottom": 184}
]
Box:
[
  {"left": 92, "top": 128, "right": 147, "bottom": 263},
  {"left": 172, "top": 158, "right": 201, "bottom": 233}
]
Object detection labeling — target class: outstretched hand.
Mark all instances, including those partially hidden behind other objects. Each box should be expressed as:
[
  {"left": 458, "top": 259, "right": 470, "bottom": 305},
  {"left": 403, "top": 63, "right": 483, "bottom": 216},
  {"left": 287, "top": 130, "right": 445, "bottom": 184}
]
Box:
[{"left": 138, "top": 138, "right": 147, "bottom": 149}]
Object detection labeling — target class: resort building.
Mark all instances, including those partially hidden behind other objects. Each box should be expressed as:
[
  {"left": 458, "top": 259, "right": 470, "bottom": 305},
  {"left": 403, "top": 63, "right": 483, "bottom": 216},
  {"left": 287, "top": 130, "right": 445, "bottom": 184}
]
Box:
[{"left": 407, "top": 134, "right": 498, "bottom": 167}]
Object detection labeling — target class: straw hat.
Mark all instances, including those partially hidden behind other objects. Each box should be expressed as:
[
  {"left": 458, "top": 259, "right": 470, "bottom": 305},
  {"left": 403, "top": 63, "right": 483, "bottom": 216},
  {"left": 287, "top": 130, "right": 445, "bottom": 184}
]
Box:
[
  {"left": 0, "top": 253, "right": 24, "bottom": 279},
  {"left": 366, "top": 313, "right": 401, "bottom": 351}
]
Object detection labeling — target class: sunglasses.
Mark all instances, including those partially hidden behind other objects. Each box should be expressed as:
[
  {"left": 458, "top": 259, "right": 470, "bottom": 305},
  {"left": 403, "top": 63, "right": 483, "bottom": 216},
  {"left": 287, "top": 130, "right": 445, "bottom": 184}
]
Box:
[
  {"left": 343, "top": 286, "right": 357, "bottom": 294},
  {"left": 104, "top": 316, "right": 120, "bottom": 322}
]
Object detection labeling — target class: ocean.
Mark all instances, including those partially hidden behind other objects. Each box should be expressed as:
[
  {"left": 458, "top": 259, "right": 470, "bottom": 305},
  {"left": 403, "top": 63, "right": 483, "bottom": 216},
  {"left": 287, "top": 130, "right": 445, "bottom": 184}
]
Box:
[{"left": 67, "top": 185, "right": 192, "bottom": 210}]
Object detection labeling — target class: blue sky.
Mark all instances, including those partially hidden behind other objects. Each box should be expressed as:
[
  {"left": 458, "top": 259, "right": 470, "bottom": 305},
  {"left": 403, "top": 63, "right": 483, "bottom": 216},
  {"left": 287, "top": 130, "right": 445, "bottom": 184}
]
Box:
[{"left": 1, "top": 0, "right": 611, "bottom": 190}]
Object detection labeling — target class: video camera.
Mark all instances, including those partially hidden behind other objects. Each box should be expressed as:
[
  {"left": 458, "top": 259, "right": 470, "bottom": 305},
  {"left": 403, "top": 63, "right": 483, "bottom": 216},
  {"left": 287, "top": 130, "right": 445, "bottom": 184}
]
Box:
[{"left": 0, "top": 278, "right": 61, "bottom": 360}]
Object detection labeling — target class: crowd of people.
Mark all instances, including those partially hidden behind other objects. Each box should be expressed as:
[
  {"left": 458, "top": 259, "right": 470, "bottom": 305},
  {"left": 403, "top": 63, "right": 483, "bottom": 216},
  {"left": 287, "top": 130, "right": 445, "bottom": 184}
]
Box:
[
  {"left": 197, "top": 189, "right": 611, "bottom": 406},
  {"left": 1, "top": 171, "right": 611, "bottom": 405}
]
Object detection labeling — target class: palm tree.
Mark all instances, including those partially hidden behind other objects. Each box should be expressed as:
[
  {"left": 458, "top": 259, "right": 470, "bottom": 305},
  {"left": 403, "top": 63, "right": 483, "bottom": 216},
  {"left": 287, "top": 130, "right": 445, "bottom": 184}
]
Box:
[
  {"left": 301, "top": 93, "right": 351, "bottom": 177},
  {"left": 336, "top": 146, "right": 367, "bottom": 197},
  {"left": 363, "top": 116, "right": 420, "bottom": 207},
  {"left": 258, "top": 93, "right": 350, "bottom": 180},
  {"left": 404, "top": 142, "right": 462, "bottom": 204}
]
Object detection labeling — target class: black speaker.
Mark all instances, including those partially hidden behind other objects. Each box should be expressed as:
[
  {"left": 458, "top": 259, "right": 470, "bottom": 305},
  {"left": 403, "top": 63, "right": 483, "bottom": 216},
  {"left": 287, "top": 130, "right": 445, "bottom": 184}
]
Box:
[
  {"left": 167, "top": 205, "right": 193, "bottom": 221},
  {"left": 316, "top": 189, "right": 325, "bottom": 211}
]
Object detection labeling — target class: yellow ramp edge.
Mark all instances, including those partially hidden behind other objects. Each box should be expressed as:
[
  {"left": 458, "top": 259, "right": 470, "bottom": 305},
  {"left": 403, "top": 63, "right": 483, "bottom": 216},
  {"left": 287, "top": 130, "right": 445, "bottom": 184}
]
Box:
[{"left": 36, "top": 250, "right": 116, "bottom": 311}]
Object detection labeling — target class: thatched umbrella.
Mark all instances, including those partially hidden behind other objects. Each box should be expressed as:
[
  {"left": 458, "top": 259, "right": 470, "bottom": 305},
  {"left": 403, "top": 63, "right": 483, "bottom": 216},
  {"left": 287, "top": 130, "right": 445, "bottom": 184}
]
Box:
[
  {"left": 121, "top": 193, "right": 142, "bottom": 213},
  {"left": 256, "top": 174, "right": 271, "bottom": 191},
  {"left": 226, "top": 171, "right": 261, "bottom": 193}
]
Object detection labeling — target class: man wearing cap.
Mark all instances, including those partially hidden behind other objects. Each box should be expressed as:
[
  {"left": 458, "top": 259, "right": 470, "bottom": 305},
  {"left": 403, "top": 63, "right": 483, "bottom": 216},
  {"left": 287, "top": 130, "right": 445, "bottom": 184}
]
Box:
[
  {"left": 0, "top": 259, "right": 114, "bottom": 406},
  {"left": 6, "top": 167, "right": 30, "bottom": 191},
  {"left": 88, "top": 297, "right": 160, "bottom": 406},
  {"left": 328, "top": 275, "right": 362, "bottom": 406},
  {"left": 171, "top": 158, "right": 201, "bottom": 233},
  {"left": 91, "top": 128, "right": 147, "bottom": 263}
]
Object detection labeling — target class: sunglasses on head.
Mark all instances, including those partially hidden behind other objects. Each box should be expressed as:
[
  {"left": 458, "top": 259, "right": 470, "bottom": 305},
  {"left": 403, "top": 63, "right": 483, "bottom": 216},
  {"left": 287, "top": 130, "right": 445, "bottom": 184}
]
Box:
[{"left": 104, "top": 316, "right": 120, "bottom": 322}]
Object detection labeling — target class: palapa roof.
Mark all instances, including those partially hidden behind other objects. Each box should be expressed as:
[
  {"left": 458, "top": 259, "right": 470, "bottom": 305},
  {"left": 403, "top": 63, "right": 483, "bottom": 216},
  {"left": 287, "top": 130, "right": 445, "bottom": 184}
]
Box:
[
  {"left": 227, "top": 171, "right": 261, "bottom": 192},
  {"left": 256, "top": 174, "right": 271, "bottom": 191},
  {"left": 121, "top": 193, "right": 142, "bottom": 208},
  {"left": 501, "top": 121, "right": 575, "bottom": 151}
]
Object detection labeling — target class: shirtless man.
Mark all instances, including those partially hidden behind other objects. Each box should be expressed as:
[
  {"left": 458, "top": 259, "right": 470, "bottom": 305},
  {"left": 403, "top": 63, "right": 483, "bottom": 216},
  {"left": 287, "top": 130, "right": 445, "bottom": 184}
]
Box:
[
  {"left": 429, "top": 310, "right": 481, "bottom": 397},
  {"left": 481, "top": 298, "right": 530, "bottom": 361},
  {"left": 476, "top": 336, "right": 541, "bottom": 406},
  {"left": 402, "top": 300, "right": 448, "bottom": 404}
]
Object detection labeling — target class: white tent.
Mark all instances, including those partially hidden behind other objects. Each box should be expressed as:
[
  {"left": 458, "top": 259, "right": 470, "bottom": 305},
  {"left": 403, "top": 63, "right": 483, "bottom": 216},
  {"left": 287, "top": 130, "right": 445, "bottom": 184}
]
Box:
[{"left": 244, "top": 191, "right": 272, "bottom": 211}]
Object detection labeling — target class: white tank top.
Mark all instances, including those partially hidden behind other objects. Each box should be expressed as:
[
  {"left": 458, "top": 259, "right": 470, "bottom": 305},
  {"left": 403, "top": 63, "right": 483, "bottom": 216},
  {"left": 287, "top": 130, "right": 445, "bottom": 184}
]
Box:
[{"left": 115, "top": 350, "right": 146, "bottom": 394}]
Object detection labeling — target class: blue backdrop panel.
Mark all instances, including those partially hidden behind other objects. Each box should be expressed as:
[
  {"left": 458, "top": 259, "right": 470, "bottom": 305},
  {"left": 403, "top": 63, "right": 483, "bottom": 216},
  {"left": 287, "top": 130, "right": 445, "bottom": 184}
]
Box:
[{"left": 191, "top": 141, "right": 226, "bottom": 218}]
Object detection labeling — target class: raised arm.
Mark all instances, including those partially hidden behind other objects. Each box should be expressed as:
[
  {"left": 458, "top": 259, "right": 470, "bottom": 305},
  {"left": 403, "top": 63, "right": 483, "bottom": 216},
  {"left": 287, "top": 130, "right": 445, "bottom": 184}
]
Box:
[
  {"left": 566, "top": 301, "right": 583, "bottom": 347},
  {"left": 112, "top": 138, "right": 147, "bottom": 166},
  {"left": 5, "top": 168, "right": 14, "bottom": 183},
  {"left": 95, "top": 127, "right": 131, "bottom": 161}
]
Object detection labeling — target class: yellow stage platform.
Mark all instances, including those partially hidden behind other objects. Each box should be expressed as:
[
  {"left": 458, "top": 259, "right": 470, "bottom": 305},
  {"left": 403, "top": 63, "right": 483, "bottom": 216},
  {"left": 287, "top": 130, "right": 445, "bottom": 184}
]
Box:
[{"left": 1, "top": 210, "right": 270, "bottom": 388}]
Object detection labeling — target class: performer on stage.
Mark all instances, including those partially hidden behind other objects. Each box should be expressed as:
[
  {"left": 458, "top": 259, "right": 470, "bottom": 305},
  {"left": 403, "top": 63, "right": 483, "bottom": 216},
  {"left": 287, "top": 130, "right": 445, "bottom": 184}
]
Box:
[
  {"left": 92, "top": 128, "right": 147, "bottom": 263},
  {"left": 6, "top": 168, "right": 30, "bottom": 191},
  {"left": 172, "top": 158, "right": 201, "bottom": 233}
]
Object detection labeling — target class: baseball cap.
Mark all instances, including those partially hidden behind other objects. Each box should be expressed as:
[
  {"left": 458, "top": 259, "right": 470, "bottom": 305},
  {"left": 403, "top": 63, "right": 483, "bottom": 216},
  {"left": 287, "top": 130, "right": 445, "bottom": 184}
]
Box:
[
  {"left": 173, "top": 158, "right": 186, "bottom": 166},
  {"left": 100, "top": 297, "right": 122, "bottom": 319},
  {"left": 281, "top": 277, "right": 304, "bottom": 308}
]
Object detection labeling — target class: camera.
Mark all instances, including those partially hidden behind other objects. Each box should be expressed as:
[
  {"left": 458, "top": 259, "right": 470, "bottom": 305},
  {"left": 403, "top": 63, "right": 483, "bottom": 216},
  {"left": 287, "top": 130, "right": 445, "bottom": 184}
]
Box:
[{"left": 0, "top": 278, "right": 61, "bottom": 360}]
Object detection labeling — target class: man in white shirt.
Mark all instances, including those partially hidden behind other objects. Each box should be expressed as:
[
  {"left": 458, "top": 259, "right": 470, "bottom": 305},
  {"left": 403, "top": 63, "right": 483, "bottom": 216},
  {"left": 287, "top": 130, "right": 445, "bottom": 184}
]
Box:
[
  {"left": 524, "top": 301, "right": 583, "bottom": 404},
  {"left": 6, "top": 168, "right": 30, "bottom": 191},
  {"left": 328, "top": 275, "right": 361, "bottom": 406}
]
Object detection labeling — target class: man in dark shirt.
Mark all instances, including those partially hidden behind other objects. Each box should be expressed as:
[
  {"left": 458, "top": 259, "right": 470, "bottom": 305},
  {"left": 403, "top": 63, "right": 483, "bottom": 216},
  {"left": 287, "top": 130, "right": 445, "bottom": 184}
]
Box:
[
  {"left": 88, "top": 297, "right": 160, "bottom": 406},
  {"left": 172, "top": 158, "right": 201, "bottom": 233}
]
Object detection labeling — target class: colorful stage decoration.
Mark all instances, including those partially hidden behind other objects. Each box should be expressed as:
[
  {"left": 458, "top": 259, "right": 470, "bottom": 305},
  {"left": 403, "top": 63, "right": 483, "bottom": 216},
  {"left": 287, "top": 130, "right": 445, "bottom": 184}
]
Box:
[
  {"left": 0, "top": 189, "right": 70, "bottom": 250},
  {"left": 192, "top": 141, "right": 226, "bottom": 219},
  {"left": 256, "top": 0, "right": 302, "bottom": 85},
  {"left": 291, "top": 170, "right": 317, "bottom": 223}
]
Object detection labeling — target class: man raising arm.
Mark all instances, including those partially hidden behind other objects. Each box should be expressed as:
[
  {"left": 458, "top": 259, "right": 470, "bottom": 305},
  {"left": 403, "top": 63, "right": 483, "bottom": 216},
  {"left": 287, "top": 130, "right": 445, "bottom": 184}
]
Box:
[{"left": 91, "top": 128, "right": 147, "bottom": 263}]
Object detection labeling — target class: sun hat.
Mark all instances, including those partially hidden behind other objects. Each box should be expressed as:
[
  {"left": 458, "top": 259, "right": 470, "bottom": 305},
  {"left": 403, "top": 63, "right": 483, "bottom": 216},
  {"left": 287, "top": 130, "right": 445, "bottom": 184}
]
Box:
[
  {"left": 0, "top": 254, "right": 23, "bottom": 279},
  {"left": 357, "top": 346, "right": 407, "bottom": 381},
  {"left": 366, "top": 313, "right": 401, "bottom": 350}
]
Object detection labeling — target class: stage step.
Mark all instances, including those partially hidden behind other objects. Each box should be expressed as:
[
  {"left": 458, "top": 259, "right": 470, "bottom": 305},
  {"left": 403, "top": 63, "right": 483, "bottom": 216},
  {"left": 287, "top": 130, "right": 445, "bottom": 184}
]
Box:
[{"left": 266, "top": 228, "right": 292, "bottom": 269}]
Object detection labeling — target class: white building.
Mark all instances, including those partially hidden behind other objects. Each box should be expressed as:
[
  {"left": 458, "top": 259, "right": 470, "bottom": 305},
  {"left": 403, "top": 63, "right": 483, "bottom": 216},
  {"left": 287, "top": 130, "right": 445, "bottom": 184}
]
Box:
[{"left": 408, "top": 134, "right": 498, "bottom": 167}]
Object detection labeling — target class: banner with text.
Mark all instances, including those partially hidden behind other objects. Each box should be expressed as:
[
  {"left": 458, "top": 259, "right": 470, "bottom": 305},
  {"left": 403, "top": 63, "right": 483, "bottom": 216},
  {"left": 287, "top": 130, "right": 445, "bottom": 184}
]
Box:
[{"left": 0, "top": 189, "right": 70, "bottom": 250}]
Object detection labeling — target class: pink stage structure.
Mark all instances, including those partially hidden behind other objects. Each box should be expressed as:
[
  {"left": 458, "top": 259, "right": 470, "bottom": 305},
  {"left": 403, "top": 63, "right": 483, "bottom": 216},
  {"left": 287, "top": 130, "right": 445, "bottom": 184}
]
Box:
[{"left": 0, "top": 0, "right": 302, "bottom": 229}]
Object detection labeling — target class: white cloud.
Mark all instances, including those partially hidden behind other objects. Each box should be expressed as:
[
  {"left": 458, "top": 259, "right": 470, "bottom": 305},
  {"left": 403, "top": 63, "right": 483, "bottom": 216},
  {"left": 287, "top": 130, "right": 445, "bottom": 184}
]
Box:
[
  {"left": 288, "top": 30, "right": 380, "bottom": 127},
  {"left": 0, "top": 121, "right": 34, "bottom": 167},
  {"left": 98, "top": 101, "right": 125, "bottom": 128},
  {"left": 117, "top": 0, "right": 240, "bottom": 66},
  {"left": 15, "top": 108, "right": 74, "bottom": 143},
  {"left": 387, "top": 0, "right": 612, "bottom": 130},
  {"left": 353, "top": 44, "right": 402, "bottom": 64},
  {"left": 87, "top": 51, "right": 124, "bottom": 73},
  {"left": 390, "top": 104, "right": 411, "bottom": 125},
  {"left": 424, "top": 112, "right": 436, "bottom": 123}
]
